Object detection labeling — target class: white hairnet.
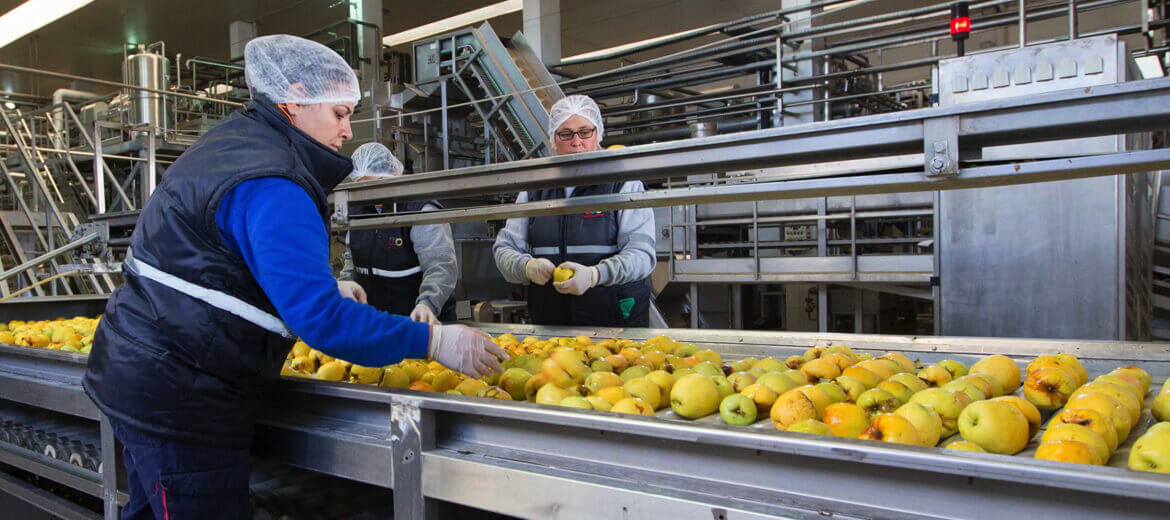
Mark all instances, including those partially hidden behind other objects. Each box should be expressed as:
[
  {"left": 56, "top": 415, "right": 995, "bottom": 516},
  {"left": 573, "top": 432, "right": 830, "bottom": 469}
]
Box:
[
  {"left": 547, "top": 95, "right": 604, "bottom": 151},
  {"left": 244, "top": 34, "right": 360, "bottom": 105},
  {"left": 348, "top": 142, "right": 403, "bottom": 182}
]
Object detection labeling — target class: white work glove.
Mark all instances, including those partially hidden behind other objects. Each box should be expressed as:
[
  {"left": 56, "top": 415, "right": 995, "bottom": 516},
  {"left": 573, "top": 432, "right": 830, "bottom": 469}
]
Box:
[
  {"left": 428, "top": 324, "right": 508, "bottom": 378},
  {"left": 337, "top": 280, "right": 367, "bottom": 304},
  {"left": 553, "top": 261, "right": 599, "bottom": 296},
  {"left": 525, "top": 257, "right": 556, "bottom": 285},
  {"left": 410, "top": 303, "right": 440, "bottom": 325}
]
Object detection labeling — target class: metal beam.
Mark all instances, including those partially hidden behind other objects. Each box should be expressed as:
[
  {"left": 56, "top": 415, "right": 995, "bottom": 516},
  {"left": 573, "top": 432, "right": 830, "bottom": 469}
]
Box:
[
  {"left": 333, "top": 77, "right": 1170, "bottom": 206},
  {"left": 338, "top": 148, "right": 1170, "bottom": 229}
]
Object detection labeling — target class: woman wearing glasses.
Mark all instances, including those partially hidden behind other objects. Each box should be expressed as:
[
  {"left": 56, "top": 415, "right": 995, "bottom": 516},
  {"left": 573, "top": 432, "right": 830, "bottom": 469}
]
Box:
[{"left": 493, "top": 95, "right": 656, "bottom": 327}]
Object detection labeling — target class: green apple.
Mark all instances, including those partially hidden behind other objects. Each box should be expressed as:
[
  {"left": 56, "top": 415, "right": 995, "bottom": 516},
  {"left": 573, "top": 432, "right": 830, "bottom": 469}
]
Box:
[
  {"left": 937, "top": 359, "right": 969, "bottom": 378},
  {"left": 857, "top": 388, "right": 900, "bottom": 418},
  {"left": 814, "top": 382, "right": 847, "bottom": 404},
  {"left": 957, "top": 399, "right": 1029, "bottom": 455},
  {"left": 909, "top": 388, "right": 965, "bottom": 438},
  {"left": 590, "top": 359, "right": 614, "bottom": 373},
  {"left": 719, "top": 393, "right": 758, "bottom": 426},
  {"left": 559, "top": 396, "right": 593, "bottom": 409},
  {"left": 727, "top": 372, "right": 757, "bottom": 393},
  {"left": 756, "top": 372, "right": 798, "bottom": 396},
  {"left": 711, "top": 376, "right": 734, "bottom": 399},
  {"left": 1151, "top": 392, "right": 1170, "bottom": 422},
  {"left": 941, "top": 379, "right": 987, "bottom": 403},
  {"left": 584, "top": 371, "right": 622, "bottom": 394},
  {"left": 834, "top": 375, "right": 867, "bottom": 402},
  {"left": 669, "top": 374, "right": 721, "bottom": 419},
  {"left": 889, "top": 372, "right": 929, "bottom": 393},
  {"left": 692, "top": 361, "right": 723, "bottom": 378},
  {"left": 623, "top": 377, "right": 663, "bottom": 409},
  {"left": 753, "top": 358, "right": 788, "bottom": 373},
  {"left": 620, "top": 365, "right": 651, "bottom": 382},
  {"left": 786, "top": 418, "right": 832, "bottom": 435}
]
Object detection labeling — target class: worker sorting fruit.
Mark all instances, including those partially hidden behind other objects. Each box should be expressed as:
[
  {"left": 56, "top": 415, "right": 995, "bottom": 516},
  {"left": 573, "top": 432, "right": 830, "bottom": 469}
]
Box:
[
  {"left": 493, "top": 94, "right": 657, "bottom": 326},
  {"left": 82, "top": 35, "right": 505, "bottom": 519},
  {"left": 337, "top": 142, "right": 457, "bottom": 325}
]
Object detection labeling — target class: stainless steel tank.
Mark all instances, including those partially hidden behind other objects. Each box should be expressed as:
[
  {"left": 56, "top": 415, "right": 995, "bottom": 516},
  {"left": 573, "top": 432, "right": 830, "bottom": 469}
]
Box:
[{"left": 124, "top": 50, "right": 169, "bottom": 133}]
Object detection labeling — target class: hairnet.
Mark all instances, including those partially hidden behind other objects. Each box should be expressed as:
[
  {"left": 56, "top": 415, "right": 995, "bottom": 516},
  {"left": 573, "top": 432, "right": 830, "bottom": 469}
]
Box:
[
  {"left": 245, "top": 34, "right": 360, "bottom": 105},
  {"left": 547, "top": 95, "right": 604, "bottom": 152},
  {"left": 348, "top": 142, "right": 404, "bottom": 182}
]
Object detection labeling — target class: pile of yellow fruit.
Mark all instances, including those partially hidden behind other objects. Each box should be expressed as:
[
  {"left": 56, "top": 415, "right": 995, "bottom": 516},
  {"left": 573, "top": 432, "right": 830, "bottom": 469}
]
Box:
[
  {"left": 281, "top": 333, "right": 1168, "bottom": 474},
  {"left": 0, "top": 317, "right": 99, "bottom": 353}
]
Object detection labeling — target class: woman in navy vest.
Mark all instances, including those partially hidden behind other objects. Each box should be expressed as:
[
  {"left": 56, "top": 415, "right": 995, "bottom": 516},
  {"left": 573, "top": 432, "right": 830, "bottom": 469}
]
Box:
[
  {"left": 338, "top": 142, "right": 457, "bottom": 325},
  {"left": 83, "top": 35, "right": 505, "bottom": 520},
  {"left": 493, "top": 95, "right": 657, "bottom": 327}
]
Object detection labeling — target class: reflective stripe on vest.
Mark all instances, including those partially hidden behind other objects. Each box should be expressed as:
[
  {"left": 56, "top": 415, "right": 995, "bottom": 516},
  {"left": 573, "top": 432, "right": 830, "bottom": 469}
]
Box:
[
  {"left": 355, "top": 265, "right": 422, "bottom": 278},
  {"left": 532, "top": 245, "right": 618, "bottom": 256},
  {"left": 123, "top": 249, "right": 293, "bottom": 338}
]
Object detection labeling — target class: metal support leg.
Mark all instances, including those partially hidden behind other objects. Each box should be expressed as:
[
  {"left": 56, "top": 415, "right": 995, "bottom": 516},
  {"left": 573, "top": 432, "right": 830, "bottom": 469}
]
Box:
[
  {"left": 440, "top": 81, "right": 449, "bottom": 171},
  {"left": 818, "top": 284, "right": 828, "bottom": 333},
  {"left": 1069, "top": 0, "right": 1078, "bottom": 40},
  {"left": 690, "top": 283, "right": 699, "bottom": 329},
  {"left": 731, "top": 284, "right": 743, "bottom": 330},
  {"left": 1019, "top": 0, "right": 1027, "bottom": 47},
  {"left": 391, "top": 398, "right": 433, "bottom": 520},
  {"left": 99, "top": 415, "right": 119, "bottom": 520},
  {"left": 854, "top": 287, "right": 863, "bottom": 334}
]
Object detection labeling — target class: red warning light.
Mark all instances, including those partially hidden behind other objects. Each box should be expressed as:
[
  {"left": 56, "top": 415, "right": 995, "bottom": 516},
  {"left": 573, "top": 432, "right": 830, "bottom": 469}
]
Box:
[{"left": 951, "top": 17, "right": 971, "bottom": 36}]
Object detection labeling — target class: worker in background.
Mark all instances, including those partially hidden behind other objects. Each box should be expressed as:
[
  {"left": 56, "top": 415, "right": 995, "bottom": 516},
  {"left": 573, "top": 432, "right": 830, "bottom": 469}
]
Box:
[
  {"left": 493, "top": 94, "right": 656, "bottom": 327},
  {"left": 338, "top": 142, "right": 457, "bottom": 325},
  {"left": 83, "top": 35, "right": 505, "bottom": 520}
]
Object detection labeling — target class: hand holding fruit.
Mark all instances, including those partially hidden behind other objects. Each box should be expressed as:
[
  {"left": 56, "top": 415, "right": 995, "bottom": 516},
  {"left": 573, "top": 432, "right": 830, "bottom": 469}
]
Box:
[
  {"left": 553, "top": 261, "right": 599, "bottom": 296},
  {"left": 525, "top": 258, "right": 556, "bottom": 285}
]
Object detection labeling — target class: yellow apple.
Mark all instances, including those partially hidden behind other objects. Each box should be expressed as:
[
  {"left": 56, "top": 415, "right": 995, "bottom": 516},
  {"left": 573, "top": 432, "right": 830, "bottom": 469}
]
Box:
[
  {"left": 1074, "top": 382, "right": 1140, "bottom": 427},
  {"left": 669, "top": 374, "right": 720, "bottom": 419},
  {"left": 841, "top": 366, "right": 882, "bottom": 388},
  {"left": 584, "top": 371, "right": 622, "bottom": 394},
  {"left": 876, "top": 380, "right": 914, "bottom": 405},
  {"left": 1129, "top": 427, "right": 1170, "bottom": 474},
  {"left": 1065, "top": 392, "right": 1132, "bottom": 442},
  {"left": 535, "top": 383, "right": 572, "bottom": 406},
  {"left": 957, "top": 399, "right": 1029, "bottom": 455},
  {"left": 856, "top": 359, "right": 897, "bottom": 380},
  {"left": 889, "top": 372, "right": 929, "bottom": 393},
  {"left": 991, "top": 396, "right": 1041, "bottom": 440},
  {"left": 741, "top": 384, "right": 779, "bottom": 415},
  {"left": 857, "top": 388, "right": 900, "bottom": 418},
  {"left": 611, "top": 397, "right": 656, "bottom": 416},
  {"left": 801, "top": 358, "right": 842, "bottom": 383},
  {"left": 880, "top": 352, "right": 916, "bottom": 373},
  {"left": 969, "top": 354, "right": 1021, "bottom": 396},
  {"left": 1042, "top": 423, "right": 1109, "bottom": 465},
  {"left": 820, "top": 353, "right": 855, "bottom": 372},
  {"left": 756, "top": 372, "right": 799, "bottom": 396},
  {"left": 895, "top": 402, "right": 943, "bottom": 446},
  {"left": 645, "top": 370, "right": 676, "bottom": 398},
  {"left": 1022, "top": 365, "right": 1079, "bottom": 411},
  {"left": 909, "top": 388, "right": 965, "bottom": 438},
  {"left": 1051, "top": 407, "right": 1118, "bottom": 453},
  {"left": 941, "top": 379, "right": 987, "bottom": 403},
  {"left": 771, "top": 390, "right": 818, "bottom": 430},
  {"left": 860, "top": 413, "right": 922, "bottom": 445},
  {"left": 1035, "top": 440, "right": 1097, "bottom": 465},
  {"left": 937, "top": 359, "right": 969, "bottom": 378},
  {"left": 595, "top": 386, "right": 628, "bottom": 406},
  {"left": 585, "top": 395, "right": 611, "bottom": 411},
  {"left": 380, "top": 366, "right": 410, "bottom": 389},
  {"left": 1053, "top": 354, "right": 1089, "bottom": 386},
  {"left": 623, "top": 378, "right": 663, "bottom": 410},
  {"left": 1112, "top": 366, "right": 1151, "bottom": 394},
  {"left": 822, "top": 402, "right": 870, "bottom": 437},
  {"left": 945, "top": 440, "right": 986, "bottom": 452},
  {"left": 814, "top": 382, "right": 848, "bottom": 404},
  {"left": 958, "top": 374, "right": 998, "bottom": 400},
  {"left": 727, "top": 372, "right": 757, "bottom": 393},
  {"left": 834, "top": 375, "right": 868, "bottom": 402},
  {"left": 1151, "top": 393, "right": 1170, "bottom": 422}
]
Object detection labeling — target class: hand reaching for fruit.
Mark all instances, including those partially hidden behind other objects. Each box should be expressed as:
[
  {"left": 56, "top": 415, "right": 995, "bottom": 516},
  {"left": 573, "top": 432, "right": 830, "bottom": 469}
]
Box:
[{"left": 525, "top": 258, "right": 556, "bottom": 285}]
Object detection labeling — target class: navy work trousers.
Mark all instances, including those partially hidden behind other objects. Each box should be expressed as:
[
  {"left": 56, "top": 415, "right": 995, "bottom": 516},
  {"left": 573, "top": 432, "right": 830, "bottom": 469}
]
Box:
[{"left": 111, "top": 421, "right": 251, "bottom": 520}]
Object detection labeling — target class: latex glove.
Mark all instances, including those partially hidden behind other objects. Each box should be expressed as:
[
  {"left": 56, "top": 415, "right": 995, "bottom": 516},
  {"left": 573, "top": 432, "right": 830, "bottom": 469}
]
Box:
[
  {"left": 337, "top": 280, "right": 367, "bottom": 304},
  {"left": 410, "top": 303, "right": 440, "bottom": 325},
  {"left": 553, "top": 261, "right": 599, "bottom": 296},
  {"left": 428, "top": 324, "right": 508, "bottom": 378},
  {"left": 525, "top": 257, "right": 556, "bottom": 285}
]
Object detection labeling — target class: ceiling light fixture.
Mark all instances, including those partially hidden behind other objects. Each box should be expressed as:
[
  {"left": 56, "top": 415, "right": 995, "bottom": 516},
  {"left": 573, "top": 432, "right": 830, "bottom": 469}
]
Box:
[
  {"left": 0, "top": 0, "right": 94, "bottom": 49},
  {"left": 382, "top": 0, "right": 522, "bottom": 48}
]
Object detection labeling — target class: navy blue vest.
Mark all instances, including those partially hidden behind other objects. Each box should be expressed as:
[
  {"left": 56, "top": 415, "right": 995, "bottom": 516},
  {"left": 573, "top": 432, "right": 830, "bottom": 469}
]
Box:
[
  {"left": 349, "top": 202, "right": 456, "bottom": 320},
  {"left": 526, "top": 184, "right": 651, "bottom": 327},
  {"left": 83, "top": 100, "right": 353, "bottom": 447}
]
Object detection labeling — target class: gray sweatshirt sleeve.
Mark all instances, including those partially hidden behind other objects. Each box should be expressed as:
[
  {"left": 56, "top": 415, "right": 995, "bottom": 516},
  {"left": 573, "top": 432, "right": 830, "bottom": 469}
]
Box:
[
  {"left": 492, "top": 191, "right": 533, "bottom": 284},
  {"left": 596, "top": 181, "right": 657, "bottom": 286},
  {"left": 411, "top": 203, "right": 458, "bottom": 313},
  {"left": 338, "top": 231, "right": 356, "bottom": 281}
]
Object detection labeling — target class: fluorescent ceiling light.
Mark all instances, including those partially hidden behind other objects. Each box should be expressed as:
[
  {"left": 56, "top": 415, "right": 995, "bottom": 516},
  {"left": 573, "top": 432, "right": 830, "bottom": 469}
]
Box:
[
  {"left": 0, "top": 0, "right": 94, "bottom": 49},
  {"left": 383, "top": 0, "right": 521, "bottom": 48},
  {"left": 1135, "top": 55, "right": 1164, "bottom": 79},
  {"left": 561, "top": 23, "right": 719, "bottom": 63}
]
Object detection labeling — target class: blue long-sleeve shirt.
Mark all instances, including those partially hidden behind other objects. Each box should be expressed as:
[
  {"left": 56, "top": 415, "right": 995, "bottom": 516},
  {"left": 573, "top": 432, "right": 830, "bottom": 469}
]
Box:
[{"left": 215, "top": 177, "right": 429, "bottom": 366}]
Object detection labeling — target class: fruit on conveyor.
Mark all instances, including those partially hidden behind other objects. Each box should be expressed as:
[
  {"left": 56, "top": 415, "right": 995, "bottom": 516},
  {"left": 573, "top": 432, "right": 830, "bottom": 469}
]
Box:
[
  {"left": 268, "top": 332, "right": 1167, "bottom": 476},
  {"left": 0, "top": 317, "right": 99, "bottom": 353}
]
